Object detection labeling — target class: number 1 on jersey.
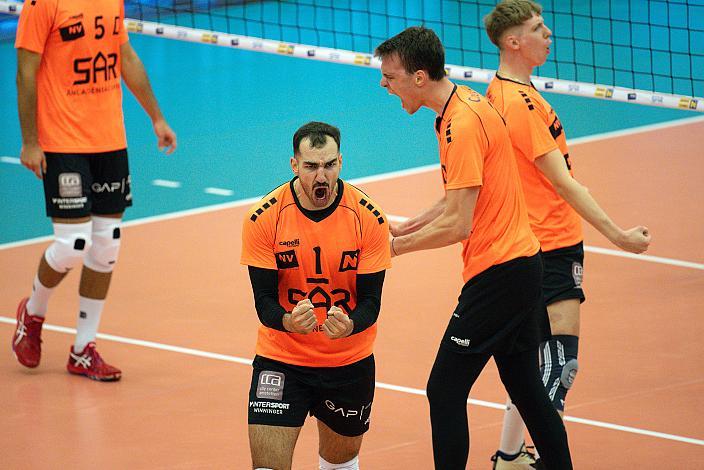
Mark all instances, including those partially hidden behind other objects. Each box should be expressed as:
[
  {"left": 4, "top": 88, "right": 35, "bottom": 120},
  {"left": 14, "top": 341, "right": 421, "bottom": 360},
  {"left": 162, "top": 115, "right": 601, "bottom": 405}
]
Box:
[{"left": 313, "top": 246, "right": 322, "bottom": 275}]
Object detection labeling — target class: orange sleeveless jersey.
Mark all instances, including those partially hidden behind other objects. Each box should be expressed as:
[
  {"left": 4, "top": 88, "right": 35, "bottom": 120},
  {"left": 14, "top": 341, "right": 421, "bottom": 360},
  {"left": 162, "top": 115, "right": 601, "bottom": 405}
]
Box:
[
  {"left": 15, "top": 0, "right": 129, "bottom": 153},
  {"left": 486, "top": 76, "right": 583, "bottom": 252},
  {"left": 436, "top": 85, "right": 540, "bottom": 283},
  {"left": 240, "top": 179, "right": 392, "bottom": 367}
]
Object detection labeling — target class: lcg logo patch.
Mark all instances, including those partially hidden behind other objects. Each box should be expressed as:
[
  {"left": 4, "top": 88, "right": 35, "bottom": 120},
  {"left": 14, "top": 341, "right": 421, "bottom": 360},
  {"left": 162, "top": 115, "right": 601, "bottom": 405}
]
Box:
[
  {"left": 572, "top": 262, "right": 583, "bottom": 287},
  {"left": 58, "top": 172, "right": 82, "bottom": 197},
  {"left": 256, "top": 371, "right": 285, "bottom": 400}
]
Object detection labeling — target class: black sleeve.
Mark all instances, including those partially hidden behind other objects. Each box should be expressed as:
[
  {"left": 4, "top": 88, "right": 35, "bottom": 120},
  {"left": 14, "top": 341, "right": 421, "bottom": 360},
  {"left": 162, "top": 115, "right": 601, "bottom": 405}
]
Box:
[
  {"left": 349, "top": 270, "right": 386, "bottom": 335},
  {"left": 247, "top": 266, "right": 287, "bottom": 332}
]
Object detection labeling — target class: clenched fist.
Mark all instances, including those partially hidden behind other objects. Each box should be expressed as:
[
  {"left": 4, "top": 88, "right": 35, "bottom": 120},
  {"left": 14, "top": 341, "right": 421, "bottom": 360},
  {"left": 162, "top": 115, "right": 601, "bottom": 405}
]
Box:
[
  {"left": 284, "top": 299, "right": 317, "bottom": 334},
  {"left": 322, "top": 306, "right": 353, "bottom": 339}
]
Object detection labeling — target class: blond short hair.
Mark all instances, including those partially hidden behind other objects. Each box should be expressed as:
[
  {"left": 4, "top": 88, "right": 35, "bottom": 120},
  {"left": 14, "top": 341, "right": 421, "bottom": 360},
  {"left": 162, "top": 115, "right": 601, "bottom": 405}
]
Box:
[{"left": 484, "top": 0, "right": 543, "bottom": 48}]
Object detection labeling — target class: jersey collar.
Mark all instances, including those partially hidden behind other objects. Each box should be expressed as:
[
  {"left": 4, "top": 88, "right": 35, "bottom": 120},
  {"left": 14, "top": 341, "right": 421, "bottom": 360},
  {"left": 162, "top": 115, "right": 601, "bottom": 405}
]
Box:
[
  {"left": 290, "top": 177, "right": 345, "bottom": 222},
  {"left": 435, "top": 83, "right": 458, "bottom": 133},
  {"left": 495, "top": 72, "right": 535, "bottom": 88}
]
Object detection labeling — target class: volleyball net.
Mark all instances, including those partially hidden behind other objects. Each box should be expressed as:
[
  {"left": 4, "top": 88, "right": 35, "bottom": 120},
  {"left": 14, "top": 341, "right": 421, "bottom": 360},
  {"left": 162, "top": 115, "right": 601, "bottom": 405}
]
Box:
[{"left": 1, "top": 0, "right": 702, "bottom": 111}]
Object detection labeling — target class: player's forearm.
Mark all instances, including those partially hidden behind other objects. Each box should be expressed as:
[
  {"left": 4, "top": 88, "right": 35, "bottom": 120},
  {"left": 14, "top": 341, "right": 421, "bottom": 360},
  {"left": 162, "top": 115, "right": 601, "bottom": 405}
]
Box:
[
  {"left": 121, "top": 53, "right": 164, "bottom": 123},
  {"left": 393, "top": 210, "right": 469, "bottom": 255},
  {"left": 395, "top": 197, "right": 446, "bottom": 235},
  {"left": 349, "top": 271, "right": 385, "bottom": 335},
  {"left": 16, "top": 69, "right": 39, "bottom": 146},
  {"left": 557, "top": 180, "right": 623, "bottom": 244},
  {"left": 248, "top": 266, "right": 288, "bottom": 332}
]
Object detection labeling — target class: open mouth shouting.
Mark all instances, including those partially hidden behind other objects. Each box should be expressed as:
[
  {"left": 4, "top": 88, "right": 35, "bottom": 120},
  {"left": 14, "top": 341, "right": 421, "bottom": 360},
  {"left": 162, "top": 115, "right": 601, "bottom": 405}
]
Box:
[{"left": 313, "top": 183, "right": 330, "bottom": 205}]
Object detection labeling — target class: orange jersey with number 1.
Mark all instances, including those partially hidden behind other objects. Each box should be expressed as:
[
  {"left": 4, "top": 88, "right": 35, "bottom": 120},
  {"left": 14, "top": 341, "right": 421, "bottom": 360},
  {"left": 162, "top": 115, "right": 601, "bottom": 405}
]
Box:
[
  {"left": 15, "top": 0, "right": 129, "bottom": 153},
  {"left": 241, "top": 179, "right": 391, "bottom": 368},
  {"left": 486, "top": 76, "right": 583, "bottom": 251}
]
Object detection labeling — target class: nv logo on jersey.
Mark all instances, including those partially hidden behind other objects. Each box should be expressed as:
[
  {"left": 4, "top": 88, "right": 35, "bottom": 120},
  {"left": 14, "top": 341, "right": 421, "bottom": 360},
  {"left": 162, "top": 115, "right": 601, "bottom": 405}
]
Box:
[
  {"left": 338, "top": 250, "right": 360, "bottom": 272},
  {"left": 60, "top": 22, "right": 85, "bottom": 41},
  {"left": 275, "top": 250, "right": 299, "bottom": 269},
  {"left": 549, "top": 115, "right": 563, "bottom": 139}
]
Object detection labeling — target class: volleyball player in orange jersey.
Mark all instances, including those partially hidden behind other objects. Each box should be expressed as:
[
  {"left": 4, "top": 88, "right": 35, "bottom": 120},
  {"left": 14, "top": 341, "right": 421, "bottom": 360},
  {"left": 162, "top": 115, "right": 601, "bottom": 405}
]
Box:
[
  {"left": 12, "top": 0, "right": 176, "bottom": 381},
  {"left": 375, "top": 27, "right": 572, "bottom": 469},
  {"left": 484, "top": 2, "right": 651, "bottom": 468},
  {"left": 241, "top": 122, "right": 391, "bottom": 470}
]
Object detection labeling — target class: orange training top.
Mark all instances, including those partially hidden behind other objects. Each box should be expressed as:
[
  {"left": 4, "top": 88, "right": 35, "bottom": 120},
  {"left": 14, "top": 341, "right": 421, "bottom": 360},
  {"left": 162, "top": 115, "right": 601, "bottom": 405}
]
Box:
[
  {"left": 436, "top": 85, "right": 540, "bottom": 283},
  {"left": 15, "top": 0, "right": 129, "bottom": 153},
  {"left": 241, "top": 179, "right": 391, "bottom": 367},
  {"left": 486, "top": 76, "right": 583, "bottom": 251}
]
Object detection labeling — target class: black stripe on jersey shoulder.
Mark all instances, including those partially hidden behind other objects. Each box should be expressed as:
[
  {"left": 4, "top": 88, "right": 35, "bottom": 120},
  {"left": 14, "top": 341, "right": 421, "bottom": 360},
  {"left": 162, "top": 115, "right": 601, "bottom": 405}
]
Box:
[
  {"left": 356, "top": 198, "right": 385, "bottom": 225},
  {"left": 249, "top": 183, "right": 286, "bottom": 222},
  {"left": 249, "top": 195, "right": 279, "bottom": 222},
  {"left": 346, "top": 183, "right": 385, "bottom": 225}
]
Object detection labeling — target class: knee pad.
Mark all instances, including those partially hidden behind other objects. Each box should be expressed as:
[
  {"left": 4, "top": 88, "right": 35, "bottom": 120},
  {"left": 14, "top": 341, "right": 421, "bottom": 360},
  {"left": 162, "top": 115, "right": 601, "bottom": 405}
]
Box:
[
  {"left": 84, "top": 216, "right": 122, "bottom": 273},
  {"left": 539, "top": 335, "right": 579, "bottom": 412},
  {"left": 45, "top": 221, "right": 93, "bottom": 273}
]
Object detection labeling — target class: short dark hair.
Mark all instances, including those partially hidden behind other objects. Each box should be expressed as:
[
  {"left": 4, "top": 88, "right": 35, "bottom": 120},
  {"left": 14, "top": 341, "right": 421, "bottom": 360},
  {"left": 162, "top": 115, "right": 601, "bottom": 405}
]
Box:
[
  {"left": 374, "top": 26, "right": 446, "bottom": 81},
  {"left": 484, "top": 0, "right": 543, "bottom": 48},
  {"left": 292, "top": 121, "right": 341, "bottom": 156}
]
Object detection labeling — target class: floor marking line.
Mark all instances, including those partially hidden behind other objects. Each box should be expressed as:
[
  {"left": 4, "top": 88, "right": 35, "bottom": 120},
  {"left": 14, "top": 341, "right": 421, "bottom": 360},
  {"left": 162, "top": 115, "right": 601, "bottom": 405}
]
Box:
[
  {"left": 386, "top": 215, "right": 704, "bottom": 270},
  {"left": 204, "top": 187, "right": 235, "bottom": 196},
  {"left": 1, "top": 156, "right": 21, "bottom": 164},
  {"left": 152, "top": 179, "right": 182, "bottom": 188},
  {"left": 1, "top": 316, "right": 701, "bottom": 446}
]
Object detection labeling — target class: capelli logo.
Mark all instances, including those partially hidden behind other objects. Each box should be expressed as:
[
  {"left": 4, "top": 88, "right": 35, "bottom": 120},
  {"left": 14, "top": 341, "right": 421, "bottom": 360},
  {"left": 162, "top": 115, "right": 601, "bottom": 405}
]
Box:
[
  {"left": 278, "top": 239, "right": 300, "bottom": 248},
  {"left": 450, "top": 336, "right": 471, "bottom": 347}
]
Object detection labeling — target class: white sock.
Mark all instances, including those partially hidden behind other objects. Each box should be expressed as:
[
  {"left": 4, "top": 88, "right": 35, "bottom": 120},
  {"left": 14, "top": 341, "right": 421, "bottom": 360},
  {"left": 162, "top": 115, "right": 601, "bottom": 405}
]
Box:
[
  {"left": 74, "top": 296, "right": 104, "bottom": 353},
  {"left": 319, "top": 455, "right": 359, "bottom": 470},
  {"left": 498, "top": 399, "right": 526, "bottom": 455},
  {"left": 26, "top": 275, "right": 54, "bottom": 318}
]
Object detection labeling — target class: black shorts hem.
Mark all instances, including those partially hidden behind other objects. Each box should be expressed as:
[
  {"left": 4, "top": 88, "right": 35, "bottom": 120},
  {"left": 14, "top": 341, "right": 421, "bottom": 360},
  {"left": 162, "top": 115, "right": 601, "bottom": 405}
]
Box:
[
  {"left": 247, "top": 417, "right": 305, "bottom": 426},
  {"left": 313, "top": 415, "right": 368, "bottom": 437},
  {"left": 542, "top": 241, "right": 586, "bottom": 306},
  {"left": 546, "top": 289, "right": 586, "bottom": 306}
]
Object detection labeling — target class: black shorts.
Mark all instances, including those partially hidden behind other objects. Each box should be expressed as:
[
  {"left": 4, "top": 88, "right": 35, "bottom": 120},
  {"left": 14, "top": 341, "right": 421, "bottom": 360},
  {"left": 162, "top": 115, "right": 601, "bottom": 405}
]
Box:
[
  {"left": 440, "top": 253, "right": 551, "bottom": 355},
  {"left": 248, "top": 354, "right": 375, "bottom": 437},
  {"left": 542, "top": 242, "right": 586, "bottom": 306},
  {"left": 42, "top": 150, "right": 132, "bottom": 218}
]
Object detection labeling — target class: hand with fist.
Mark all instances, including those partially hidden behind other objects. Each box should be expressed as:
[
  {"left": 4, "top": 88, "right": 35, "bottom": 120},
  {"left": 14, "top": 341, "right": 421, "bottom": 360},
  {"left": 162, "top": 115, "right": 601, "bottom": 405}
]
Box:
[
  {"left": 322, "top": 306, "right": 354, "bottom": 339},
  {"left": 284, "top": 299, "right": 317, "bottom": 334}
]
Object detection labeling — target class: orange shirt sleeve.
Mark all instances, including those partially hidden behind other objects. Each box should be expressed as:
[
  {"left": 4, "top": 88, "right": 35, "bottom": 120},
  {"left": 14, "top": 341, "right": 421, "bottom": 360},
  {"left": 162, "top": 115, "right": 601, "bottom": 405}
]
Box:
[
  {"left": 358, "top": 205, "right": 392, "bottom": 274},
  {"left": 444, "top": 114, "right": 485, "bottom": 190},
  {"left": 240, "top": 206, "right": 277, "bottom": 269},
  {"left": 504, "top": 96, "right": 558, "bottom": 163},
  {"left": 118, "top": 0, "right": 129, "bottom": 45},
  {"left": 15, "top": 0, "right": 57, "bottom": 54}
]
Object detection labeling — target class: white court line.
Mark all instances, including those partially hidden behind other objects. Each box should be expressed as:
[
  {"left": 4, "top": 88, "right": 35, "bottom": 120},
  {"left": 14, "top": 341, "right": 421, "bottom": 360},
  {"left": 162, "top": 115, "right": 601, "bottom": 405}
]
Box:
[
  {"left": 386, "top": 215, "right": 704, "bottom": 271},
  {"left": 1, "top": 156, "right": 21, "bottom": 164},
  {"left": 568, "top": 114, "right": 704, "bottom": 146},
  {"left": 204, "top": 187, "right": 235, "bottom": 196},
  {"left": 2, "top": 117, "right": 703, "bottom": 270},
  {"left": 584, "top": 246, "right": 704, "bottom": 270},
  {"left": 0, "top": 316, "right": 701, "bottom": 447},
  {"left": 1, "top": 186, "right": 702, "bottom": 271},
  {"left": 152, "top": 179, "right": 182, "bottom": 188}
]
